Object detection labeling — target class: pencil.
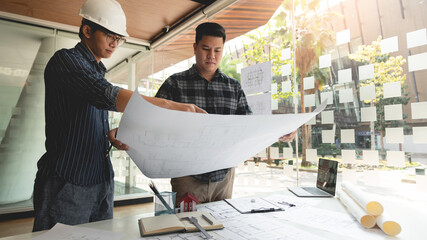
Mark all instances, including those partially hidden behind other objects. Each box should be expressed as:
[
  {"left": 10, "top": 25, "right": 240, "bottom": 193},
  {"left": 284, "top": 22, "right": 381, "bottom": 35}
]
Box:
[{"left": 149, "top": 181, "right": 173, "bottom": 213}]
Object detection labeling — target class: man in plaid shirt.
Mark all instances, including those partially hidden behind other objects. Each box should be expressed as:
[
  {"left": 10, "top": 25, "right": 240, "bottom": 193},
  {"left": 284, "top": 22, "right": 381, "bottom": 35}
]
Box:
[{"left": 156, "top": 22, "right": 295, "bottom": 203}]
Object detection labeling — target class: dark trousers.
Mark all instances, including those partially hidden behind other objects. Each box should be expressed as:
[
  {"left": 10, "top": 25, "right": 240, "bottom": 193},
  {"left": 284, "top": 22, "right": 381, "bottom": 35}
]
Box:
[{"left": 32, "top": 176, "right": 114, "bottom": 232}]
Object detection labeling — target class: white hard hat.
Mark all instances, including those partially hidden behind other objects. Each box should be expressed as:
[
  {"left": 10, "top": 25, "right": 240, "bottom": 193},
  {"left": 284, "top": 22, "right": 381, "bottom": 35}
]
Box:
[{"left": 79, "top": 0, "right": 129, "bottom": 37}]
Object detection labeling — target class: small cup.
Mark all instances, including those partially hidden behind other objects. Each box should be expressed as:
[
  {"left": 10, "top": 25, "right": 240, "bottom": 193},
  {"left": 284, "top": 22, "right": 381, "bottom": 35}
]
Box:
[{"left": 154, "top": 191, "right": 176, "bottom": 216}]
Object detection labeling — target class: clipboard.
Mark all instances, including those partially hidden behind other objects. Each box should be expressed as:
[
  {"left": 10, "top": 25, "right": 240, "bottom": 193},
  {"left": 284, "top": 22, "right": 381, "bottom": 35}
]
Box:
[{"left": 224, "top": 197, "right": 284, "bottom": 214}]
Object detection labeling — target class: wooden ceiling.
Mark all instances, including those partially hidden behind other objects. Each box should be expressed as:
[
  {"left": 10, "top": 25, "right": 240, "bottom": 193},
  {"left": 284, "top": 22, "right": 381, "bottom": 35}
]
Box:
[{"left": 0, "top": 0, "right": 283, "bottom": 83}]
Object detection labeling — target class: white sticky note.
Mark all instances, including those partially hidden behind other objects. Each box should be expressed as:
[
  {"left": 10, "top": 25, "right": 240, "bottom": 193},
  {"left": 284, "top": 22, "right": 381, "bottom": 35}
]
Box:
[
  {"left": 304, "top": 76, "right": 315, "bottom": 90},
  {"left": 359, "top": 64, "right": 375, "bottom": 80},
  {"left": 383, "top": 81, "right": 401, "bottom": 98},
  {"left": 319, "top": 54, "right": 331, "bottom": 68},
  {"left": 282, "top": 81, "right": 292, "bottom": 93},
  {"left": 281, "top": 64, "right": 292, "bottom": 76},
  {"left": 281, "top": 48, "right": 291, "bottom": 60},
  {"left": 320, "top": 91, "right": 333, "bottom": 105},
  {"left": 306, "top": 116, "right": 316, "bottom": 125},
  {"left": 338, "top": 68, "right": 352, "bottom": 84},
  {"left": 386, "top": 127, "right": 404, "bottom": 144},
  {"left": 363, "top": 150, "right": 379, "bottom": 166},
  {"left": 336, "top": 29, "right": 350, "bottom": 45},
  {"left": 339, "top": 88, "right": 353, "bottom": 103},
  {"left": 342, "top": 169, "right": 357, "bottom": 184},
  {"left": 342, "top": 150, "right": 356, "bottom": 164},
  {"left": 236, "top": 63, "right": 243, "bottom": 74},
  {"left": 413, "top": 127, "right": 427, "bottom": 144},
  {"left": 341, "top": 129, "right": 355, "bottom": 143},
  {"left": 360, "top": 85, "right": 376, "bottom": 101},
  {"left": 322, "top": 130, "right": 335, "bottom": 143},
  {"left": 387, "top": 151, "right": 405, "bottom": 168},
  {"left": 411, "top": 102, "right": 427, "bottom": 119},
  {"left": 384, "top": 104, "right": 403, "bottom": 121},
  {"left": 306, "top": 149, "right": 317, "bottom": 162},
  {"left": 283, "top": 147, "right": 293, "bottom": 159},
  {"left": 271, "top": 98, "right": 278, "bottom": 110},
  {"left": 361, "top": 107, "right": 377, "bottom": 122},
  {"left": 408, "top": 52, "right": 427, "bottom": 72},
  {"left": 270, "top": 147, "right": 279, "bottom": 159},
  {"left": 407, "top": 28, "right": 427, "bottom": 49},
  {"left": 380, "top": 36, "right": 399, "bottom": 54},
  {"left": 271, "top": 83, "right": 278, "bottom": 94},
  {"left": 321, "top": 110, "right": 334, "bottom": 124},
  {"left": 304, "top": 94, "right": 316, "bottom": 107}
]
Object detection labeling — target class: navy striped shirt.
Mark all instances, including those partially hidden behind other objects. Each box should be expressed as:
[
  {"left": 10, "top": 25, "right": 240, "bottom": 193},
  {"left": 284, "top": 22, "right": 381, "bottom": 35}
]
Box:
[
  {"left": 155, "top": 64, "right": 252, "bottom": 182},
  {"left": 36, "top": 43, "right": 122, "bottom": 186}
]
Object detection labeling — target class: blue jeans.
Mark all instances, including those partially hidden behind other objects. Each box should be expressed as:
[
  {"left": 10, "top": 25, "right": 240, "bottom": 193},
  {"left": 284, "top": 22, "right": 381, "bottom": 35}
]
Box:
[{"left": 32, "top": 177, "right": 114, "bottom": 232}]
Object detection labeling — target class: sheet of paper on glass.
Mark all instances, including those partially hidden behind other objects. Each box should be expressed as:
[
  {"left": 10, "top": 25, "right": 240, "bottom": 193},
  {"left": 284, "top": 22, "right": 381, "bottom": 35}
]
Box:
[{"left": 117, "top": 89, "right": 327, "bottom": 178}]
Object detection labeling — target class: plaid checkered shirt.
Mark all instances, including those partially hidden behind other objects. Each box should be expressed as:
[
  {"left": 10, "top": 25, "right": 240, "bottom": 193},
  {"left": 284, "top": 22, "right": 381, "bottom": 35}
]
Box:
[{"left": 155, "top": 64, "right": 252, "bottom": 182}]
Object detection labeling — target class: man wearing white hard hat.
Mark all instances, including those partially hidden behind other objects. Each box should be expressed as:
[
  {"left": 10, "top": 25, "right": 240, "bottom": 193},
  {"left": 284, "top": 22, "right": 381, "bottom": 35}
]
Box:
[{"left": 32, "top": 0, "right": 205, "bottom": 231}]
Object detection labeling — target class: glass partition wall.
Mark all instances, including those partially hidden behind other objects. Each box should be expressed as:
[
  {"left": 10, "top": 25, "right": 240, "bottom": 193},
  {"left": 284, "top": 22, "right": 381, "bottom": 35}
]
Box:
[{"left": 1, "top": 0, "right": 427, "bottom": 216}]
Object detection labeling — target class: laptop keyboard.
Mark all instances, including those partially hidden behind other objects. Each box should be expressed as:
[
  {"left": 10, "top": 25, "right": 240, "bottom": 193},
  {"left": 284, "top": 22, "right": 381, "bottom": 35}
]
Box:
[{"left": 301, "top": 187, "right": 330, "bottom": 196}]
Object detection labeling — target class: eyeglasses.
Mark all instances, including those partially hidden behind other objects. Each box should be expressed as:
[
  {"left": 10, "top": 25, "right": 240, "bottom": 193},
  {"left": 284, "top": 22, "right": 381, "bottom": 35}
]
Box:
[{"left": 105, "top": 33, "right": 126, "bottom": 46}]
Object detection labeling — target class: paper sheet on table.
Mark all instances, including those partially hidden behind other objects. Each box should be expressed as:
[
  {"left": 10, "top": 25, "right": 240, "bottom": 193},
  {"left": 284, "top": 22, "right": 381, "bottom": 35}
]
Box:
[
  {"left": 30, "top": 223, "right": 124, "bottom": 240},
  {"left": 117, "top": 89, "right": 327, "bottom": 178}
]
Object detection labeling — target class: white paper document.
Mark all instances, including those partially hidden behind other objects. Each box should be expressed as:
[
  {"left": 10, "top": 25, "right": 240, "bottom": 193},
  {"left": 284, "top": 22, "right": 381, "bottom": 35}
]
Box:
[
  {"left": 30, "top": 223, "right": 124, "bottom": 240},
  {"left": 117, "top": 90, "right": 327, "bottom": 178},
  {"left": 241, "top": 61, "right": 272, "bottom": 94},
  {"left": 246, "top": 92, "right": 272, "bottom": 115}
]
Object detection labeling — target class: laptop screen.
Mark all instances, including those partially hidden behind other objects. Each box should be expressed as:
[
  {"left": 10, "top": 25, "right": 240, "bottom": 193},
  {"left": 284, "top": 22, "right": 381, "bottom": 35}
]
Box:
[{"left": 316, "top": 158, "right": 338, "bottom": 195}]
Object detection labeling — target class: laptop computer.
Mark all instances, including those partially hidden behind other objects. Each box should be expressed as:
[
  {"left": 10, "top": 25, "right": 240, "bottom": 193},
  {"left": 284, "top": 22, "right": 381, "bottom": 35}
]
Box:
[{"left": 288, "top": 158, "right": 338, "bottom": 197}]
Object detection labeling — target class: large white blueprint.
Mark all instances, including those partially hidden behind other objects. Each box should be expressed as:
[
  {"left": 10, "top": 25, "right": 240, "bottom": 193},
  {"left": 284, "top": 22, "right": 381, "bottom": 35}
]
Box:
[{"left": 117, "top": 89, "right": 326, "bottom": 178}]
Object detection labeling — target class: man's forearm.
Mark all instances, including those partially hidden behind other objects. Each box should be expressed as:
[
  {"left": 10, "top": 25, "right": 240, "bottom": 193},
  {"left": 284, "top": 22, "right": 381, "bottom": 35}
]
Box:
[
  {"left": 116, "top": 89, "right": 171, "bottom": 112},
  {"left": 115, "top": 89, "right": 206, "bottom": 113}
]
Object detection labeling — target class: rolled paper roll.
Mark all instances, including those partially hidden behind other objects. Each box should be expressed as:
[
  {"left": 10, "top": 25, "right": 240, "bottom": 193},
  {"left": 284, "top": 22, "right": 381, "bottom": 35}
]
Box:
[
  {"left": 341, "top": 182, "right": 383, "bottom": 216},
  {"left": 337, "top": 189, "right": 376, "bottom": 228},
  {"left": 376, "top": 214, "right": 402, "bottom": 236}
]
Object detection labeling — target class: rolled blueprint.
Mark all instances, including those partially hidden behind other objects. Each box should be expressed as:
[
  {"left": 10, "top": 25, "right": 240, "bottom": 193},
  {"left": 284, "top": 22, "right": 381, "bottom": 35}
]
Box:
[
  {"left": 336, "top": 189, "right": 376, "bottom": 228},
  {"left": 376, "top": 214, "right": 401, "bottom": 236},
  {"left": 341, "top": 182, "right": 383, "bottom": 216}
]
